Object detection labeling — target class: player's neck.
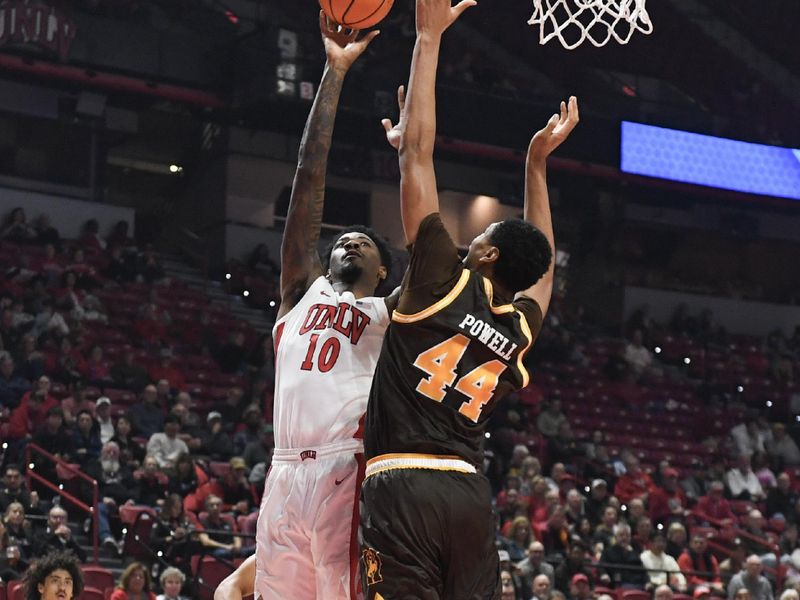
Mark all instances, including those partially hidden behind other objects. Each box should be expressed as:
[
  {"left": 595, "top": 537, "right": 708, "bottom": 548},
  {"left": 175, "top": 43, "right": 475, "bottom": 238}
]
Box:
[
  {"left": 479, "top": 268, "right": 514, "bottom": 305},
  {"left": 330, "top": 279, "right": 375, "bottom": 299}
]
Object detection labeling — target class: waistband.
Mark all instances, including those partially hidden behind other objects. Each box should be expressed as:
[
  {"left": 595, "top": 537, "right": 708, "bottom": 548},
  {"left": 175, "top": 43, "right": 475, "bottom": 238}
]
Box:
[
  {"left": 365, "top": 453, "right": 477, "bottom": 479},
  {"left": 271, "top": 439, "right": 363, "bottom": 463}
]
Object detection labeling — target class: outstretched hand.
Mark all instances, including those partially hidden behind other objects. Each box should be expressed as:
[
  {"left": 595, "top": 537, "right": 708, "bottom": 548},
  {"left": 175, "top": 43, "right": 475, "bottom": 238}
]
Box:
[
  {"left": 319, "top": 11, "right": 380, "bottom": 71},
  {"left": 416, "top": 0, "right": 477, "bottom": 37},
  {"left": 528, "top": 96, "right": 580, "bottom": 166},
  {"left": 382, "top": 85, "right": 406, "bottom": 150}
]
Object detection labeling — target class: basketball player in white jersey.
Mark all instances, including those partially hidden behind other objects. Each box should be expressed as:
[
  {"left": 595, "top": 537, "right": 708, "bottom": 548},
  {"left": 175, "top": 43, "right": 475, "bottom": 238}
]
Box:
[{"left": 245, "top": 13, "right": 396, "bottom": 600}]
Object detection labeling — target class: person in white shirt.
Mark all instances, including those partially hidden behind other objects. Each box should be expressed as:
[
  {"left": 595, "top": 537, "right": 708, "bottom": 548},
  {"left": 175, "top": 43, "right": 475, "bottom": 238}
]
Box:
[
  {"left": 146, "top": 414, "right": 188, "bottom": 469},
  {"left": 640, "top": 531, "right": 687, "bottom": 592},
  {"left": 727, "top": 454, "right": 765, "bottom": 501},
  {"left": 624, "top": 329, "right": 653, "bottom": 375},
  {"left": 95, "top": 396, "right": 115, "bottom": 444}
]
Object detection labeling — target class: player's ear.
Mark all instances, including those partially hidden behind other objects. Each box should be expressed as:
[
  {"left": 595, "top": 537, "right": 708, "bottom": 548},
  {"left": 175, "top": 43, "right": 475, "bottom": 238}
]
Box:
[
  {"left": 478, "top": 245, "right": 499, "bottom": 265},
  {"left": 377, "top": 265, "right": 387, "bottom": 282}
]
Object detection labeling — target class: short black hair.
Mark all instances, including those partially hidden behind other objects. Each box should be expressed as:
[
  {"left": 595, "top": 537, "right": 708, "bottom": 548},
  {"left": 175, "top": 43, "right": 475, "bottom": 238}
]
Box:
[
  {"left": 24, "top": 550, "right": 84, "bottom": 600},
  {"left": 321, "top": 225, "right": 392, "bottom": 279},
  {"left": 164, "top": 414, "right": 181, "bottom": 426},
  {"left": 488, "top": 219, "right": 552, "bottom": 293}
]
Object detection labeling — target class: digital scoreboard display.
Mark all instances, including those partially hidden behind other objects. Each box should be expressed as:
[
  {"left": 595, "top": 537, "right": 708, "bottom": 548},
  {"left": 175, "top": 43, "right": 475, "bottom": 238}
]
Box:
[{"left": 621, "top": 121, "right": 800, "bottom": 201}]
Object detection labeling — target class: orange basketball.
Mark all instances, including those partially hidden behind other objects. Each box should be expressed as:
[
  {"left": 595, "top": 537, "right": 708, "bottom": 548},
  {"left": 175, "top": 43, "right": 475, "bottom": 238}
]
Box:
[{"left": 319, "top": 0, "right": 395, "bottom": 29}]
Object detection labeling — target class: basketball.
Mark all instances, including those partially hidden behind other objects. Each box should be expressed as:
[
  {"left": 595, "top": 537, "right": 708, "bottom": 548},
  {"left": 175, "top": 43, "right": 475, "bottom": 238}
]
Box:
[{"left": 319, "top": 0, "right": 394, "bottom": 30}]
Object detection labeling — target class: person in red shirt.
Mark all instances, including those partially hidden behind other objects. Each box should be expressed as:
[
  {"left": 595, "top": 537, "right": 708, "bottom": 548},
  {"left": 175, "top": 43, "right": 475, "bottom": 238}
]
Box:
[
  {"left": 148, "top": 348, "right": 186, "bottom": 392},
  {"left": 8, "top": 389, "right": 58, "bottom": 440},
  {"left": 649, "top": 467, "right": 689, "bottom": 525},
  {"left": 614, "top": 455, "right": 656, "bottom": 505},
  {"left": 677, "top": 533, "right": 724, "bottom": 593},
  {"left": 694, "top": 481, "right": 736, "bottom": 526}
]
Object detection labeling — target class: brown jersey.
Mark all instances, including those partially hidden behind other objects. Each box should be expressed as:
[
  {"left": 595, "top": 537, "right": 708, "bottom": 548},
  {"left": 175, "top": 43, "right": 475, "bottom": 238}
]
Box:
[{"left": 363, "top": 213, "right": 543, "bottom": 467}]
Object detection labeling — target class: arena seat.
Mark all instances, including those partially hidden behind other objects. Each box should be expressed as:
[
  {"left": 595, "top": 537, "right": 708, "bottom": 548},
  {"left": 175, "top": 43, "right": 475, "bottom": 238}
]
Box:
[
  {"left": 195, "top": 556, "right": 235, "bottom": 600},
  {"left": 620, "top": 590, "right": 651, "bottom": 600},
  {"left": 6, "top": 581, "right": 22, "bottom": 600},
  {"left": 78, "top": 587, "right": 105, "bottom": 600},
  {"left": 81, "top": 566, "right": 115, "bottom": 593}
]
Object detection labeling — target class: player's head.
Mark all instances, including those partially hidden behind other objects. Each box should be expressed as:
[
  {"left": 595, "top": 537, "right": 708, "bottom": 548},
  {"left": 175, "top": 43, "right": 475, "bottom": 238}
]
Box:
[
  {"left": 323, "top": 225, "right": 392, "bottom": 292},
  {"left": 463, "top": 219, "right": 552, "bottom": 294},
  {"left": 24, "top": 550, "right": 84, "bottom": 600}
]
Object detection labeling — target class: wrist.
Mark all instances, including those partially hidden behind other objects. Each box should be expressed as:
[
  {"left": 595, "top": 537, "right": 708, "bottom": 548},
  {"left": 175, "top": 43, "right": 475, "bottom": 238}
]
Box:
[
  {"left": 325, "top": 60, "right": 350, "bottom": 76},
  {"left": 416, "top": 31, "right": 443, "bottom": 46}
]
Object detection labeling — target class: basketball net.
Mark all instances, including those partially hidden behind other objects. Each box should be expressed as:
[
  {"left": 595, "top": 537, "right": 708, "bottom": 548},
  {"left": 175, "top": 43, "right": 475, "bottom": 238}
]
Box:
[{"left": 528, "top": 0, "right": 652, "bottom": 49}]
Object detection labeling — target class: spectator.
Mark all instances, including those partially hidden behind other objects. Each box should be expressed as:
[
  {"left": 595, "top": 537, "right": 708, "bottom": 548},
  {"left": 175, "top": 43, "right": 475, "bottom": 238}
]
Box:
[
  {"left": 741, "top": 509, "right": 778, "bottom": 568},
  {"left": 615, "top": 455, "right": 655, "bottom": 505},
  {"left": 518, "top": 540, "right": 555, "bottom": 593},
  {"left": 95, "top": 396, "right": 115, "bottom": 444},
  {"left": 677, "top": 532, "right": 723, "bottom": 593},
  {"left": 167, "top": 453, "right": 201, "bottom": 498},
  {"left": 32, "top": 406, "right": 74, "bottom": 473},
  {"left": 624, "top": 329, "right": 654, "bottom": 376},
  {"left": 156, "top": 567, "right": 189, "bottom": 600},
  {"left": 665, "top": 522, "right": 687, "bottom": 560},
  {"left": 503, "top": 516, "right": 535, "bottom": 562},
  {"left": 60, "top": 382, "right": 94, "bottom": 427},
  {"left": 148, "top": 348, "right": 186, "bottom": 393},
  {"left": 0, "top": 464, "right": 40, "bottom": 515},
  {"left": 215, "top": 331, "right": 248, "bottom": 374},
  {"left": 542, "top": 505, "right": 571, "bottom": 559},
  {"left": 78, "top": 218, "right": 106, "bottom": 250},
  {"left": 33, "top": 213, "right": 60, "bottom": 247},
  {"left": 627, "top": 498, "right": 648, "bottom": 532},
  {"left": 233, "top": 404, "right": 267, "bottom": 456},
  {"left": 752, "top": 451, "right": 777, "bottom": 490},
  {"left": 549, "top": 422, "right": 581, "bottom": 465},
  {"left": 586, "top": 479, "right": 610, "bottom": 525},
  {"left": 72, "top": 409, "right": 102, "bottom": 466},
  {"left": 727, "top": 555, "right": 773, "bottom": 600},
  {"left": 147, "top": 414, "right": 189, "bottom": 470},
  {"left": 766, "top": 472, "right": 797, "bottom": 520},
  {"left": 216, "top": 457, "right": 253, "bottom": 515},
  {"left": 537, "top": 398, "right": 568, "bottom": 438},
  {"left": 21, "top": 549, "right": 84, "bottom": 600},
  {"left": 531, "top": 573, "right": 552, "bottom": 600},
  {"left": 106, "top": 220, "right": 135, "bottom": 250},
  {"left": 649, "top": 467, "right": 688, "bottom": 525},
  {"left": 0, "top": 207, "right": 36, "bottom": 242},
  {"left": 695, "top": 481, "right": 736, "bottom": 525},
  {"left": 640, "top": 531, "right": 687, "bottom": 592},
  {"left": 564, "top": 489, "right": 586, "bottom": 528},
  {"left": 500, "top": 568, "right": 518, "bottom": 600},
  {"left": 85, "top": 345, "right": 112, "bottom": 386},
  {"left": 0, "top": 542, "right": 28, "bottom": 582},
  {"left": 593, "top": 505, "right": 619, "bottom": 549},
  {"left": 553, "top": 540, "right": 592, "bottom": 593},
  {"left": 33, "top": 505, "right": 87, "bottom": 561},
  {"left": 242, "top": 428, "right": 273, "bottom": 469},
  {"left": 150, "top": 494, "right": 204, "bottom": 570},
  {"left": 110, "top": 414, "right": 146, "bottom": 467},
  {"left": 568, "top": 573, "right": 592, "bottom": 600},
  {"left": 3, "top": 501, "right": 34, "bottom": 558},
  {"left": 110, "top": 349, "right": 150, "bottom": 391},
  {"left": 14, "top": 334, "right": 45, "bottom": 381},
  {"left": 196, "top": 411, "right": 234, "bottom": 461},
  {"left": 633, "top": 517, "right": 653, "bottom": 552},
  {"left": 199, "top": 494, "right": 246, "bottom": 558},
  {"left": 727, "top": 454, "right": 765, "bottom": 501},
  {"left": 84, "top": 441, "right": 134, "bottom": 554},
  {"left": 768, "top": 423, "right": 800, "bottom": 468},
  {"left": 129, "top": 384, "right": 164, "bottom": 438},
  {"left": 131, "top": 454, "right": 168, "bottom": 507},
  {"left": 599, "top": 523, "right": 648, "bottom": 589},
  {"left": 218, "top": 386, "right": 246, "bottom": 426},
  {"left": 109, "top": 562, "right": 156, "bottom": 600},
  {"left": 730, "top": 416, "right": 767, "bottom": 458},
  {"left": 0, "top": 351, "right": 31, "bottom": 410}
]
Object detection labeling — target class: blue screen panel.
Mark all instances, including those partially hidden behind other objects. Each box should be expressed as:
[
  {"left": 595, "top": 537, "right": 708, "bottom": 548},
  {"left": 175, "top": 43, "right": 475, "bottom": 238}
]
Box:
[{"left": 621, "top": 121, "right": 800, "bottom": 201}]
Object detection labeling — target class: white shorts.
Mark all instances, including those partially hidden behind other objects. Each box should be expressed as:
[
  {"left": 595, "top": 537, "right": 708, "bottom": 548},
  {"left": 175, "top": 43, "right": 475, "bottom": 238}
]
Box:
[{"left": 255, "top": 439, "right": 365, "bottom": 600}]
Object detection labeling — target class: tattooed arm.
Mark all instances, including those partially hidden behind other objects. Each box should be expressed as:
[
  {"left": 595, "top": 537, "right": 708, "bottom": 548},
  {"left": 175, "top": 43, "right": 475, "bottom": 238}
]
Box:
[{"left": 278, "top": 14, "right": 380, "bottom": 320}]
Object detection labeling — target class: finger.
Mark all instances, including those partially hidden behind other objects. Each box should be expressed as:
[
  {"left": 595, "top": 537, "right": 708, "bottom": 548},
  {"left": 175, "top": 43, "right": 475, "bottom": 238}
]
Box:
[
  {"left": 382, "top": 119, "right": 395, "bottom": 134},
  {"left": 359, "top": 29, "right": 380, "bottom": 47},
  {"left": 319, "top": 11, "right": 328, "bottom": 34},
  {"left": 397, "top": 85, "right": 406, "bottom": 110},
  {"left": 546, "top": 113, "right": 559, "bottom": 131},
  {"left": 452, "top": 0, "right": 478, "bottom": 19},
  {"left": 559, "top": 100, "right": 567, "bottom": 123},
  {"left": 346, "top": 27, "right": 358, "bottom": 42},
  {"left": 569, "top": 95, "right": 580, "bottom": 123}
]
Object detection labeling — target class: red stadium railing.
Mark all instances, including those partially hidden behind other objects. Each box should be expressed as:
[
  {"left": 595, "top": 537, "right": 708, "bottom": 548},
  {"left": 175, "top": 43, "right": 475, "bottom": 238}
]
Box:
[{"left": 25, "top": 443, "right": 100, "bottom": 563}]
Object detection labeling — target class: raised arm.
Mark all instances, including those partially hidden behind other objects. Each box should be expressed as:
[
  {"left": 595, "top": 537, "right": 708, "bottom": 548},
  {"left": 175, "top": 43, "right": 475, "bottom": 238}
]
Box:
[
  {"left": 278, "top": 14, "right": 379, "bottom": 319},
  {"left": 398, "top": 0, "right": 476, "bottom": 245},
  {"left": 516, "top": 96, "right": 579, "bottom": 318}
]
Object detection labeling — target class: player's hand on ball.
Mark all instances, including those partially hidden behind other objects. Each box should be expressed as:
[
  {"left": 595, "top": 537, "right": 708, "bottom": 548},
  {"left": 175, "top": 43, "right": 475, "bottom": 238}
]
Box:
[
  {"left": 382, "top": 85, "right": 405, "bottom": 150},
  {"left": 528, "top": 96, "right": 579, "bottom": 166},
  {"left": 319, "top": 11, "right": 380, "bottom": 71}
]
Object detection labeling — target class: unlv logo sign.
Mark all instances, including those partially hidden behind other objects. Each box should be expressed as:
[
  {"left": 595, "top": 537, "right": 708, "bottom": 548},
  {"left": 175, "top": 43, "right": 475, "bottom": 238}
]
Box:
[{"left": 0, "top": 0, "right": 76, "bottom": 61}]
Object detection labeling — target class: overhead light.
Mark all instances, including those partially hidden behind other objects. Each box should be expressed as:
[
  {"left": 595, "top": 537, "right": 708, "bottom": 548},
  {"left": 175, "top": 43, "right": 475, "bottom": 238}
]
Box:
[
  {"left": 243, "top": 290, "right": 250, "bottom": 297},
  {"left": 225, "top": 273, "right": 231, "bottom": 280},
  {"left": 268, "top": 300, "right": 276, "bottom": 307},
  {"left": 169, "top": 164, "right": 183, "bottom": 174}
]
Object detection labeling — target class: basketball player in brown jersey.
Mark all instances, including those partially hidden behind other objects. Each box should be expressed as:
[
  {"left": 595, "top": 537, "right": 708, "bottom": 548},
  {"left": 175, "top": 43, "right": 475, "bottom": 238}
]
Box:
[{"left": 359, "top": 0, "right": 579, "bottom": 598}]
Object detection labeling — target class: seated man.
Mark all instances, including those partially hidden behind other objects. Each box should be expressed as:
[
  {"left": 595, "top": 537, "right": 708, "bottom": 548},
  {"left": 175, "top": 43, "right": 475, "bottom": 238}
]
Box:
[
  {"left": 32, "top": 505, "right": 87, "bottom": 561},
  {"left": 599, "top": 523, "right": 648, "bottom": 589},
  {"left": 727, "top": 555, "right": 773, "bottom": 600},
  {"left": 694, "top": 481, "right": 736, "bottom": 525},
  {"left": 198, "top": 494, "right": 248, "bottom": 558},
  {"left": 147, "top": 414, "right": 189, "bottom": 470},
  {"left": 677, "top": 532, "right": 723, "bottom": 593},
  {"left": 640, "top": 531, "right": 687, "bottom": 592}
]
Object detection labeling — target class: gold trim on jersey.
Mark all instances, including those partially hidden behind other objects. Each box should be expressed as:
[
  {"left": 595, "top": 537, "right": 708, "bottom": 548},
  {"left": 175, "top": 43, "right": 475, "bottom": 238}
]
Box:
[
  {"left": 482, "top": 277, "right": 533, "bottom": 387},
  {"left": 392, "top": 269, "right": 471, "bottom": 324},
  {"left": 365, "top": 453, "right": 477, "bottom": 478}
]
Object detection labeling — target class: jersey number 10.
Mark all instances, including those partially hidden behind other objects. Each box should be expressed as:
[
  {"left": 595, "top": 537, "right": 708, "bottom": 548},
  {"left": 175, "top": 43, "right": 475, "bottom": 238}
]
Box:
[
  {"left": 413, "top": 333, "right": 507, "bottom": 423},
  {"left": 300, "top": 334, "right": 341, "bottom": 373}
]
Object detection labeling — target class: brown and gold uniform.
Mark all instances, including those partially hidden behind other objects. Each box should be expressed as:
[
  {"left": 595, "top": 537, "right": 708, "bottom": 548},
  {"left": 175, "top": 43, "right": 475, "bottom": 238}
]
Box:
[{"left": 360, "top": 213, "right": 543, "bottom": 599}]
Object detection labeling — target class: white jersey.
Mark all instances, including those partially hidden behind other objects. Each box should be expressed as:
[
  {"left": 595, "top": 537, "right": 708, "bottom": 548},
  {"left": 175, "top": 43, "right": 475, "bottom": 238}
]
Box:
[{"left": 271, "top": 276, "right": 389, "bottom": 450}]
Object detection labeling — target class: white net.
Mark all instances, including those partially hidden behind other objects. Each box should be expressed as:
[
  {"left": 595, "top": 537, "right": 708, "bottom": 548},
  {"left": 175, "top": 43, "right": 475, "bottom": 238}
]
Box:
[{"left": 528, "top": 0, "right": 653, "bottom": 49}]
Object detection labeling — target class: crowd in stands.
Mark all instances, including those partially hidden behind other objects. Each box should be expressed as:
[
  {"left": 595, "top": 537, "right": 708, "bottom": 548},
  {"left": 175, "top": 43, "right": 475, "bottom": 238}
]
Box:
[
  {"left": 0, "top": 207, "right": 268, "bottom": 597},
  {"left": 2, "top": 203, "right": 800, "bottom": 600}
]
